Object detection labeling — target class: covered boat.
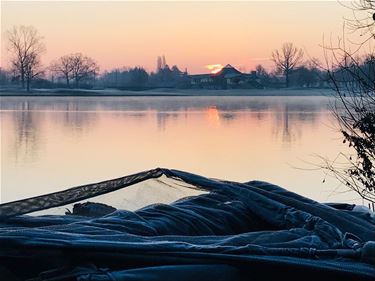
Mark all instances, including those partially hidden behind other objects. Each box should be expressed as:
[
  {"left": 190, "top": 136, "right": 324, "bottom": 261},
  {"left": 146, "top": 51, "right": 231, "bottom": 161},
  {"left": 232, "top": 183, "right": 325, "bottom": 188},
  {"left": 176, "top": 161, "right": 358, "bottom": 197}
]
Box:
[{"left": 0, "top": 168, "right": 374, "bottom": 280}]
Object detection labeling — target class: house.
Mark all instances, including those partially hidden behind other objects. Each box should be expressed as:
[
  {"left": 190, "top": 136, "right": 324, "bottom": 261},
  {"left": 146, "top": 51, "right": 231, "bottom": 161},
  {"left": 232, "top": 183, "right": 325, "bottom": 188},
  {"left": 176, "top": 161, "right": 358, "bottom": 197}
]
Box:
[{"left": 189, "top": 64, "right": 262, "bottom": 89}]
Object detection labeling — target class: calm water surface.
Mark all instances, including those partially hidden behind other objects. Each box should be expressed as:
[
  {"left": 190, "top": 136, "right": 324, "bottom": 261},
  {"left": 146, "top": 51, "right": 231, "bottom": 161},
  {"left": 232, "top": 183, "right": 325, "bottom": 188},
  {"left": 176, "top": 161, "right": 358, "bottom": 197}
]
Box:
[{"left": 0, "top": 96, "right": 360, "bottom": 204}]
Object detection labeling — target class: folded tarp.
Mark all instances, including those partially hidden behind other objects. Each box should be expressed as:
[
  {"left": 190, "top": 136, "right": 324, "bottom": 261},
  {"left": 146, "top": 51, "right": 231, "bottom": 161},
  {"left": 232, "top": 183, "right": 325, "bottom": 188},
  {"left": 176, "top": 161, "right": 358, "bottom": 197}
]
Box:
[{"left": 0, "top": 168, "right": 374, "bottom": 280}]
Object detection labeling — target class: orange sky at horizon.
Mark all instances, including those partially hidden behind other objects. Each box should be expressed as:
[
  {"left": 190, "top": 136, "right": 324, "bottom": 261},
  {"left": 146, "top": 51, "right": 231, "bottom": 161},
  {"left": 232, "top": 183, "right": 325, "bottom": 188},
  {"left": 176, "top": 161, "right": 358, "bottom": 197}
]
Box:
[{"left": 1, "top": 1, "right": 353, "bottom": 74}]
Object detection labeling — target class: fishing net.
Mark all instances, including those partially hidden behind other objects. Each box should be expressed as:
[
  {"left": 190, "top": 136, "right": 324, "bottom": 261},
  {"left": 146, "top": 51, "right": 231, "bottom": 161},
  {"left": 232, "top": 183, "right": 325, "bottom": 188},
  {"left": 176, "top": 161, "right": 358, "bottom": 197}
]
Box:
[{"left": 0, "top": 168, "right": 206, "bottom": 218}]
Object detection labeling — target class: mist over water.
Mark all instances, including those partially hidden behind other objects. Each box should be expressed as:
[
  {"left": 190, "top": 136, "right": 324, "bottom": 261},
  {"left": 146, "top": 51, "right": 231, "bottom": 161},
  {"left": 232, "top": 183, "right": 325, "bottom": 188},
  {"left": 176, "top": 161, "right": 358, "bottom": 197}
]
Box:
[{"left": 0, "top": 95, "right": 360, "bottom": 204}]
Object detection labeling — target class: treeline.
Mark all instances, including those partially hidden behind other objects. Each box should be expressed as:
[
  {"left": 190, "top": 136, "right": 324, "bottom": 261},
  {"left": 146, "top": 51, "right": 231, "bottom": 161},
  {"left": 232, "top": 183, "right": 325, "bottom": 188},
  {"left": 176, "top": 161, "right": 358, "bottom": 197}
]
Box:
[
  {"left": 1, "top": 25, "right": 373, "bottom": 92},
  {"left": 0, "top": 63, "right": 190, "bottom": 91},
  {"left": 98, "top": 63, "right": 190, "bottom": 90},
  {"left": 0, "top": 26, "right": 190, "bottom": 91},
  {"left": 255, "top": 61, "right": 328, "bottom": 89}
]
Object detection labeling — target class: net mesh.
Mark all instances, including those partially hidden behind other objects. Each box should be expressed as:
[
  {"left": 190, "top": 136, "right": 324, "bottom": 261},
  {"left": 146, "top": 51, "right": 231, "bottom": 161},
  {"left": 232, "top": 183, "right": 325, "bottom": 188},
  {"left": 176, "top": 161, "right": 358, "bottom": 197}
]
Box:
[{"left": 0, "top": 168, "right": 192, "bottom": 219}]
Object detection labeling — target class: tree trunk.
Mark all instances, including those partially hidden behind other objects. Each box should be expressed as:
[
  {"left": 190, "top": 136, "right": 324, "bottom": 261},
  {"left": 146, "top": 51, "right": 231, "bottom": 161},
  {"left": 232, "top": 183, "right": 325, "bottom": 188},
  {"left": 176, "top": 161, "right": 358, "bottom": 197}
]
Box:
[
  {"left": 66, "top": 76, "right": 70, "bottom": 88},
  {"left": 285, "top": 71, "right": 289, "bottom": 88},
  {"left": 26, "top": 78, "right": 30, "bottom": 92},
  {"left": 21, "top": 69, "right": 25, "bottom": 89}
]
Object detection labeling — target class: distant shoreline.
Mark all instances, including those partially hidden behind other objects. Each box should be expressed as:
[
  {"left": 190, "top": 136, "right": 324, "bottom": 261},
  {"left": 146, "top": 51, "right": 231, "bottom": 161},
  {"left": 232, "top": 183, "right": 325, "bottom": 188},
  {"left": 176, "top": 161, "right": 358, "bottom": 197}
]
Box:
[{"left": 0, "top": 88, "right": 334, "bottom": 97}]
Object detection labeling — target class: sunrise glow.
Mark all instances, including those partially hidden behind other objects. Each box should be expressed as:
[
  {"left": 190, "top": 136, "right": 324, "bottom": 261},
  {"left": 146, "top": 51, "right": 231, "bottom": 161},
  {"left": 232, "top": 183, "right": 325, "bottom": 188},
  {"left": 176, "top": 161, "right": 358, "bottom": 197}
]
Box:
[
  {"left": 207, "top": 106, "right": 220, "bottom": 125},
  {"left": 205, "top": 64, "right": 224, "bottom": 74},
  {"left": 0, "top": 2, "right": 352, "bottom": 73}
]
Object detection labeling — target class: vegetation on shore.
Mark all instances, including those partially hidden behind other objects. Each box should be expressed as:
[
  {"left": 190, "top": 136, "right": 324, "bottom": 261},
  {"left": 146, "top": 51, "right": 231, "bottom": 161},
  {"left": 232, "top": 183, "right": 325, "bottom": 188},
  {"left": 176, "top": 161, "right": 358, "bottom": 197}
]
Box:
[
  {"left": 321, "top": 0, "right": 375, "bottom": 204},
  {"left": 2, "top": 26, "right": 333, "bottom": 92}
]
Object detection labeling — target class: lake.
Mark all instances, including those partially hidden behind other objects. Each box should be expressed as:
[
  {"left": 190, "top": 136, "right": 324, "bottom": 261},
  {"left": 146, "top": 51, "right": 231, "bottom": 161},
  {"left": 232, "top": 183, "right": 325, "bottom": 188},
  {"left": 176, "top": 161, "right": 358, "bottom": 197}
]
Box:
[{"left": 0, "top": 95, "right": 361, "bottom": 205}]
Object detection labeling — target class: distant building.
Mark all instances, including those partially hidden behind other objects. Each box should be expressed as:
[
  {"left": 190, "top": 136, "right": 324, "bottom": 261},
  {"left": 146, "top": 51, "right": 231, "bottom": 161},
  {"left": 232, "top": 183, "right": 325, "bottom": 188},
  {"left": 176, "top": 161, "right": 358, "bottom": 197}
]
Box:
[{"left": 189, "top": 64, "right": 262, "bottom": 89}]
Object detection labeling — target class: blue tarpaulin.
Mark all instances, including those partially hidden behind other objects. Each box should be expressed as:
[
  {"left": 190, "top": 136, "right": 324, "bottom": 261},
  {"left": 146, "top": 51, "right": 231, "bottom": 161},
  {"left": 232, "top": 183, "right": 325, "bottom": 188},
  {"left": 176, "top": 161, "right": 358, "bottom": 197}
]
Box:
[{"left": 0, "top": 168, "right": 374, "bottom": 280}]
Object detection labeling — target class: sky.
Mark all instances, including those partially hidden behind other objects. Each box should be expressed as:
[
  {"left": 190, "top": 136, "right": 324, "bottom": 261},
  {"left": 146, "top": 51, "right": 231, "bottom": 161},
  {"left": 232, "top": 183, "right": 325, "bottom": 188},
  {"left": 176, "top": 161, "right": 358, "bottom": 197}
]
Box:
[{"left": 1, "top": 1, "right": 354, "bottom": 74}]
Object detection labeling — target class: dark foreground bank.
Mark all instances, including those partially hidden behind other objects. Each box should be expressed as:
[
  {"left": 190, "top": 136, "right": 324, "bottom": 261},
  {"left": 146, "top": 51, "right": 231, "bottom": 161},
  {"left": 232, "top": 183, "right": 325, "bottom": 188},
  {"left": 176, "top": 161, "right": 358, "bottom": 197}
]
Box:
[{"left": 0, "top": 168, "right": 373, "bottom": 281}]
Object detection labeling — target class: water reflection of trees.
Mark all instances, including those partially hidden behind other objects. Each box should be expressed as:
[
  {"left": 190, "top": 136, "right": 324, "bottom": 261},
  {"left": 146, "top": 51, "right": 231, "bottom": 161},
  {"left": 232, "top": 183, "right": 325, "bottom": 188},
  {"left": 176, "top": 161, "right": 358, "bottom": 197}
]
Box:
[
  {"left": 157, "top": 112, "right": 179, "bottom": 131},
  {"left": 1, "top": 96, "right": 329, "bottom": 113},
  {"left": 10, "top": 101, "right": 40, "bottom": 163},
  {"left": 272, "top": 104, "right": 319, "bottom": 145},
  {"left": 60, "top": 101, "right": 96, "bottom": 135},
  {"left": 6, "top": 99, "right": 98, "bottom": 163},
  {"left": 2, "top": 97, "right": 328, "bottom": 163}
]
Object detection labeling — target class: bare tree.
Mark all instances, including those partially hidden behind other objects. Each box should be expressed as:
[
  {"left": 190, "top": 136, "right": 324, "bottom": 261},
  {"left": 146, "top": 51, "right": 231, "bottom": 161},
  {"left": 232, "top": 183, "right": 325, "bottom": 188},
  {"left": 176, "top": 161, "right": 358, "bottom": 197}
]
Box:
[
  {"left": 272, "top": 43, "right": 304, "bottom": 87},
  {"left": 25, "top": 52, "right": 44, "bottom": 92},
  {"left": 321, "top": 1, "right": 375, "bottom": 204},
  {"left": 50, "top": 55, "right": 74, "bottom": 87},
  {"left": 345, "top": 0, "right": 375, "bottom": 36},
  {"left": 7, "top": 26, "right": 45, "bottom": 91},
  {"left": 69, "top": 53, "right": 99, "bottom": 88},
  {"left": 255, "top": 64, "right": 270, "bottom": 86}
]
